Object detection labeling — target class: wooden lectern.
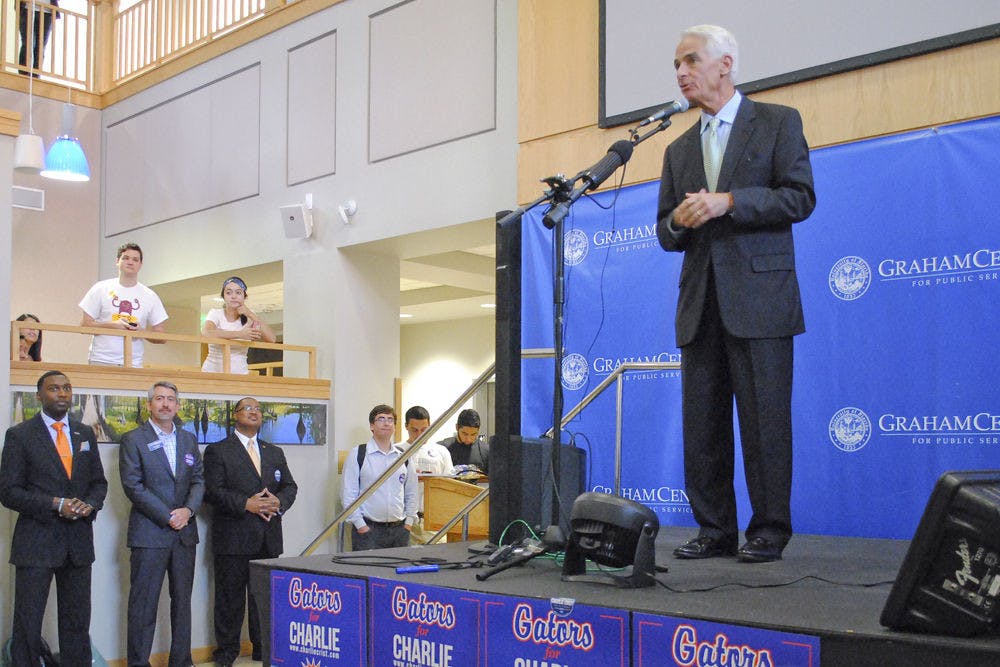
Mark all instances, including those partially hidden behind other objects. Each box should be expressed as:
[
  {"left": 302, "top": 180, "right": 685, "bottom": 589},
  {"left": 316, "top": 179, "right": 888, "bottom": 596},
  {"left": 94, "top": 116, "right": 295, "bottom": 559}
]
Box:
[{"left": 421, "top": 477, "right": 490, "bottom": 541}]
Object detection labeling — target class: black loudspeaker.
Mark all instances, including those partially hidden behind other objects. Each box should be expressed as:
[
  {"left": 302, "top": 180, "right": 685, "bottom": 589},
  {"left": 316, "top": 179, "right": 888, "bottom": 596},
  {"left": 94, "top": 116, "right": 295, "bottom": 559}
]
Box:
[
  {"left": 490, "top": 210, "right": 522, "bottom": 544},
  {"left": 880, "top": 470, "right": 1000, "bottom": 636},
  {"left": 489, "top": 436, "right": 586, "bottom": 540},
  {"left": 562, "top": 492, "right": 659, "bottom": 588}
]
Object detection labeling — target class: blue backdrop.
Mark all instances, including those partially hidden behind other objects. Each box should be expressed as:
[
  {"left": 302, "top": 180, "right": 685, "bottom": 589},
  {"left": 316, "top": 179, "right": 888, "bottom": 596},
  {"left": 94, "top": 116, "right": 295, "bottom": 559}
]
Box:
[{"left": 520, "top": 115, "right": 1000, "bottom": 539}]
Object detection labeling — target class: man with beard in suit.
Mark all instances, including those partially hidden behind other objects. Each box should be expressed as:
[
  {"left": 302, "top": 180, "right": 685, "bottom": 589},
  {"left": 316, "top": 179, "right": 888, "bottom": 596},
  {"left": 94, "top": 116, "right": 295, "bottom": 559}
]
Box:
[
  {"left": 0, "top": 370, "right": 108, "bottom": 666},
  {"left": 204, "top": 396, "right": 297, "bottom": 666},
  {"left": 120, "top": 381, "right": 204, "bottom": 667},
  {"left": 657, "top": 24, "right": 815, "bottom": 563}
]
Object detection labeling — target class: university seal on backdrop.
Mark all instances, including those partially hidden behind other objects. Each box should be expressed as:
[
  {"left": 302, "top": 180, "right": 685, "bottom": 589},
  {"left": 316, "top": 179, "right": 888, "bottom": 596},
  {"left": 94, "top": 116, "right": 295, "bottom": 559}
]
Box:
[
  {"left": 829, "top": 407, "right": 872, "bottom": 452},
  {"left": 561, "top": 353, "right": 589, "bottom": 391},
  {"left": 564, "top": 229, "right": 589, "bottom": 266},
  {"left": 829, "top": 256, "right": 872, "bottom": 301}
]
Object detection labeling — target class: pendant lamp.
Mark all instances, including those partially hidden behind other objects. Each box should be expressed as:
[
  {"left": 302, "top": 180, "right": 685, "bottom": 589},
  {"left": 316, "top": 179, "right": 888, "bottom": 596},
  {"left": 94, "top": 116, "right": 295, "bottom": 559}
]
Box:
[
  {"left": 41, "top": 99, "right": 90, "bottom": 182},
  {"left": 13, "top": 2, "right": 45, "bottom": 174}
]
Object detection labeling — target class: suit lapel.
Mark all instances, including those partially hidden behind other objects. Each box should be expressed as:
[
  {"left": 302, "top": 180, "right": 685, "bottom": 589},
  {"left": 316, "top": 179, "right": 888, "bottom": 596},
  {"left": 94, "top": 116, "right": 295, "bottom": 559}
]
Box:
[
  {"left": 716, "top": 97, "right": 756, "bottom": 193},
  {"left": 32, "top": 415, "right": 69, "bottom": 479}
]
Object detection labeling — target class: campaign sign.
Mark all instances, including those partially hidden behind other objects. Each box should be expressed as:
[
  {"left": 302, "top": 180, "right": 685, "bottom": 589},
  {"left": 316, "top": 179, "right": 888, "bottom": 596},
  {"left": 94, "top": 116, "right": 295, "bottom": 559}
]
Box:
[
  {"left": 483, "top": 594, "right": 629, "bottom": 667},
  {"left": 633, "top": 612, "right": 819, "bottom": 667},
  {"left": 370, "top": 577, "right": 484, "bottom": 667},
  {"left": 270, "top": 570, "right": 366, "bottom": 665}
]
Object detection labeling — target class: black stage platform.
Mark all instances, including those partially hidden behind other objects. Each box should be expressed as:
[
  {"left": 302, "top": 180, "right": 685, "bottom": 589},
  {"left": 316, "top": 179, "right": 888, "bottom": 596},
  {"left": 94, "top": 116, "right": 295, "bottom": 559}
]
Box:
[{"left": 250, "top": 526, "right": 1000, "bottom": 666}]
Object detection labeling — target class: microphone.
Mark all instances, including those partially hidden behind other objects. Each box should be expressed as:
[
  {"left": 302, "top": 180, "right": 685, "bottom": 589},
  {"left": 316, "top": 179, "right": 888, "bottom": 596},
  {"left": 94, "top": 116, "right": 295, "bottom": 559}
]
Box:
[
  {"left": 638, "top": 99, "right": 690, "bottom": 127},
  {"left": 542, "top": 140, "right": 634, "bottom": 229},
  {"left": 476, "top": 538, "right": 547, "bottom": 581}
]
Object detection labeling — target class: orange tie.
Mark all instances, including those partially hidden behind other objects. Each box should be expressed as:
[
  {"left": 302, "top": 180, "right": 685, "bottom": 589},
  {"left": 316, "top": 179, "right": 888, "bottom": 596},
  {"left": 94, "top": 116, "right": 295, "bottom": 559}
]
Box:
[{"left": 52, "top": 422, "right": 72, "bottom": 478}]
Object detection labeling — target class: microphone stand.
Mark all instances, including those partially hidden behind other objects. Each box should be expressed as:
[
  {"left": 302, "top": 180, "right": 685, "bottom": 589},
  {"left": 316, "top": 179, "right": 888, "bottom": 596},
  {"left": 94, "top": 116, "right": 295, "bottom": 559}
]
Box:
[{"left": 499, "top": 115, "right": 677, "bottom": 534}]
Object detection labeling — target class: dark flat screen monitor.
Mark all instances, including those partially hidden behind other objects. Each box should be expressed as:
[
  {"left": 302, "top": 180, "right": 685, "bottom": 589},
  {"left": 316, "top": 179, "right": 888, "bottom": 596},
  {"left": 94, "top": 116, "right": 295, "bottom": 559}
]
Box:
[{"left": 880, "top": 470, "right": 1000, "bottom": 636}]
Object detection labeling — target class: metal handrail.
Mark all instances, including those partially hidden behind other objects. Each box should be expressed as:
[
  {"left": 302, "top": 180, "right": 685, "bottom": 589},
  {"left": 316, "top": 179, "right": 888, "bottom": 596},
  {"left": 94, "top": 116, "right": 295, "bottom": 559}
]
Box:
[
  {"left": 300, "top": 362, "right": 496, "bottom": 555},
  {"left": 543, "top": 361, "right": 681, "bottom": 495}
]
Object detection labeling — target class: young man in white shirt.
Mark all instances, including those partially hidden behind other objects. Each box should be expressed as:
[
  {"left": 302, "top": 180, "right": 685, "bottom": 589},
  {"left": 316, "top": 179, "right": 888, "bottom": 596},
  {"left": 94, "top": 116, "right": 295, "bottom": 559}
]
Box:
[
  {"left": 341, "top": 405, "right": 418, "bottom": 551},
  {"left": 78, "top": 242, "right": 168, "bottom": 367}
]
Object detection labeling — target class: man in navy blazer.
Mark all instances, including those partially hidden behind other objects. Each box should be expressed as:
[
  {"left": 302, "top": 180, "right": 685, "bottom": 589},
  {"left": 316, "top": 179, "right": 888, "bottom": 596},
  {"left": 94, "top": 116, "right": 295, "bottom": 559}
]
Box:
[
  {"left": 204, "top": 396, "right": 297, "bottom": 666},
  {"left": 0, "top": 370, "right": 108, "bottom": 667},
  {"left": 656, "top": 25, "right": 816, "bottom": 563},
  {"left": 120, "top": 381, "right": 204, "bottom": 667}
]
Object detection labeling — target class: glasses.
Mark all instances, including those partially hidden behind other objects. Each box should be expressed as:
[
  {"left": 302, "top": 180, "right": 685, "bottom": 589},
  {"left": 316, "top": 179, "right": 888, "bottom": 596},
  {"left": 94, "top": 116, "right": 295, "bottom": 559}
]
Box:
[
  {"left": 239, "top": 405, "right": 261, "bottom": 413},
  {"left": 373, "top": 416, "right": 395, "bottom": 424}
]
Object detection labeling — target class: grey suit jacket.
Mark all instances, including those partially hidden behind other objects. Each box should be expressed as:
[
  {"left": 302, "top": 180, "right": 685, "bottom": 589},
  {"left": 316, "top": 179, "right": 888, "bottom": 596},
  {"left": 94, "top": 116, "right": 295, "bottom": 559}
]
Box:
[
  {"left": 119, "top": 422, "right": 204, "bottom": 548},
  {"left": 0, "top": 414, "right": 107, "bottom": 567},
  {"left": 656, "top": 96, "right": 816, "bottom": 346}
]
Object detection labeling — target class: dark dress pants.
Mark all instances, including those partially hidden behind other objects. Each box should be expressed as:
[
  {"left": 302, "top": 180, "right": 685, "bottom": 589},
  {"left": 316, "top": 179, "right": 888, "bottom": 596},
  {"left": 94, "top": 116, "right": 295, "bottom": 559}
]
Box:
[
  {"left": 213, "top": 552, "right": 267, "bottom": 662},
  {"left": 352, "top": 523, "right": 409, "bottom": 551},
  {"left": 680, "top": 272, "right": 794, "bottom": 546},
  {"left": 11, "top": 561, "right": 92, "bottom": 667},
  {"left": 17, "top": 5, "right": 54, "bottom": 71},
  {"left": 127, "top": 542, "right": 196, "bottom": 667}
]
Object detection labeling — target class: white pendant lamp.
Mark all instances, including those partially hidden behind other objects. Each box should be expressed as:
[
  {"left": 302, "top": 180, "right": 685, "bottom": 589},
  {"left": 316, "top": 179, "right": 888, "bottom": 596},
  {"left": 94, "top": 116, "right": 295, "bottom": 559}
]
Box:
[{"left": 13, "top": 3, "right": 45, "bottom": 175}]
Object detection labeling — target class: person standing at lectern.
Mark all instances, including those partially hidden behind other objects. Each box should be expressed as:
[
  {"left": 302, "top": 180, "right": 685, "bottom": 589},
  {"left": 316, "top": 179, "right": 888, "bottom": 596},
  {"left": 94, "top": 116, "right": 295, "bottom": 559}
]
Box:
[
  {"left": 440, "top": 408, "right": 489, "bottom": 474},
  {"left": 656, "top": 25, "right": 815, "bottom": 563},
  {"left": 119, "top": 380, "right": 203, "bottom": 667},
  {"left": 204, "top": 396, "right": 297, "bottom": 666},
  {"left": 0, "top": 370, "right": 107, "bottom": 667}
]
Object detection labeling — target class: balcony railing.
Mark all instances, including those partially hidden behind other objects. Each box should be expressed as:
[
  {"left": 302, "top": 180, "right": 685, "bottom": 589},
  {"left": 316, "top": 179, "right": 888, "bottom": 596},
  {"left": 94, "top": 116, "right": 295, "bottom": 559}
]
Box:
[
  {"left": 11, "top": 319, "right": 317, "bottom": 379},
  {"left": 1, "top": 0, "right": 91, "bottom": 89},
  {"left": 1, "top": 0, "right": 282, "bottom": 92},
  {"left": 114, "top": 0, "right": 267, "bottom": 83}
]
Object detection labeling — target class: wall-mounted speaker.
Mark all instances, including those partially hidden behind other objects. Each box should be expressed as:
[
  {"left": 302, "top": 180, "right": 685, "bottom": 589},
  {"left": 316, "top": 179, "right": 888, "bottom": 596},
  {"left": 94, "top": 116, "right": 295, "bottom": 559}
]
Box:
[{"left": 280, "top": 204, "right": 313, "bottom": 239}]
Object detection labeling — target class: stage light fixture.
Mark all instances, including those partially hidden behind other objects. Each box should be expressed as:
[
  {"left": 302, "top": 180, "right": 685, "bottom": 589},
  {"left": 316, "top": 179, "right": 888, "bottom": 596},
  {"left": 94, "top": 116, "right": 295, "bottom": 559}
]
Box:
[{"left": 561, "top": 492, "right": 659, "bottom": 588}]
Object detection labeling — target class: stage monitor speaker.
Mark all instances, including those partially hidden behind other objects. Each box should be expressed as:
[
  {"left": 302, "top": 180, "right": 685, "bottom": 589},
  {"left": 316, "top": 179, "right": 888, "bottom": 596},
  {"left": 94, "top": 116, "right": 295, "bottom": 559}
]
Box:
[
  {"left": 561, "top": 492, "right": 659, "bottom": 588},
  {"left": 488, "top": 436, "right": 585, "bottom": 540},
  {"left": 281, "top": 204, "right": 313, "bottom": 239},
  {"left": 880, "top": 470, "right": 1000, "bottom": 636}
]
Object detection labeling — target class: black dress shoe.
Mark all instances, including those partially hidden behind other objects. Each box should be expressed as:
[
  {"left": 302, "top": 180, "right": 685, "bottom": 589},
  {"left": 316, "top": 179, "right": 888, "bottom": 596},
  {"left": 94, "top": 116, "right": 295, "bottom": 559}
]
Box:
[
  {"left": 737, "top": 536, "right": 783, "bottom": 563},
  {"left": 673, "top": 535, "right": 738, "bottom": 559}
]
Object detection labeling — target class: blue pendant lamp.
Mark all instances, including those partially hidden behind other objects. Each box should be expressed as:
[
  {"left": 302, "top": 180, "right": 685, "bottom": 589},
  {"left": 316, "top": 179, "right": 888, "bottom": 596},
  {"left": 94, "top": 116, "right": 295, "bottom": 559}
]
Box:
[{"left": 41, "top": 98, "right": 90, "bottom": 182}]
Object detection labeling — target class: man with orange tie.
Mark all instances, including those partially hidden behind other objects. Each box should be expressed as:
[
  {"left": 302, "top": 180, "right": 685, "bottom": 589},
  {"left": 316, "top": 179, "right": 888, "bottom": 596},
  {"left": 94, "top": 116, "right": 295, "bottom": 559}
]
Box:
[
  {"left": 0, "top": 370, "right": 108, "bottom": 667},
  {"left": 204, "top": 396, "right": 297, "bottom": 666}
]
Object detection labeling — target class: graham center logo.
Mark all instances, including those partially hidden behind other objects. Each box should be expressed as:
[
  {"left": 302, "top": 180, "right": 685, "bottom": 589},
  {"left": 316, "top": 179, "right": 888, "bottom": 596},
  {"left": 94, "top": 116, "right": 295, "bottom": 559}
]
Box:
[
  {"left": 877, "top": 248, "right": 1000, "bottom": 288},
  {"left": 561, "top": 353, "right": 589, "bottom": 391},
  {"left": 829, "top": 407, "right": 872, "bottom": 452},
  {"left": 591, "top": 223, "right": 660, "bottom": 255},
  {"left": 829, "top": 256, "right": 872, "bottom": 301},
  {"left": 564, "top": 228, "right": 589, "bottom": 266},
  {"left": 878, "top": 411, "right": 1000, "bottom": 445}
]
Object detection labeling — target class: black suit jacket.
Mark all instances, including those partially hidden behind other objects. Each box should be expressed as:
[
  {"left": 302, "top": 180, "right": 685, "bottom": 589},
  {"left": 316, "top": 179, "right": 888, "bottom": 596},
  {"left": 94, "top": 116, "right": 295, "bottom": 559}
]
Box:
[
  {"left": 119, "top": 422, "right": 204, "bottom": 548},
  {"left": 204, "top": 433, "right": 297, "bottom": 557},
  {"left": 0, "top": 414, "right": 108, "bottom": 567},
  {"left": 657, "top": 97, "right": 816, "bottom": 346}
]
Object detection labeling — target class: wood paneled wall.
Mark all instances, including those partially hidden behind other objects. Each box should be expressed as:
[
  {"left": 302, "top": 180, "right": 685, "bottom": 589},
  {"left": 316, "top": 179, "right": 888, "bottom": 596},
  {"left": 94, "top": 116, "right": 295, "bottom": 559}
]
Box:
[{"left": 517, "top": 0, "right": 1000, "bottom": 204}]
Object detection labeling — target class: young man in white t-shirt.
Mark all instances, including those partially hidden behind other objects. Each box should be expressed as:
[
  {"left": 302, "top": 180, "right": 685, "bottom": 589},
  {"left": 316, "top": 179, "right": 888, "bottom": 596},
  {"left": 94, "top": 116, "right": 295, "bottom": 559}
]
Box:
[{"left": 78, "top": 242, "right": 169, "bottom": 367}]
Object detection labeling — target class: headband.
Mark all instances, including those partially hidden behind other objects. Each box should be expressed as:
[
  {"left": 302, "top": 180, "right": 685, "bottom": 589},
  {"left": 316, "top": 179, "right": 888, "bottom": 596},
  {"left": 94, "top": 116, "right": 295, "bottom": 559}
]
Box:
[{"left": 222, "top": 277, "right": 247, "bottom": 292}]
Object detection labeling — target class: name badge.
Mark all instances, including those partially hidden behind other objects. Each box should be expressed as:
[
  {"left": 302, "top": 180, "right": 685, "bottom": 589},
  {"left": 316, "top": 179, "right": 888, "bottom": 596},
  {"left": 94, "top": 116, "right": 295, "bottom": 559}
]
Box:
[
  {"left": 274, "top": 469, "right": 282, "bottom": 482},
  {"left": 80, "top": 442, "right": 91, "bottom": 452},
  {"left": 184, "top": 453, "right": 195, "bottom": 467},
  {"left": 147, "top": 441, "right": 163, "bottom": 452}
]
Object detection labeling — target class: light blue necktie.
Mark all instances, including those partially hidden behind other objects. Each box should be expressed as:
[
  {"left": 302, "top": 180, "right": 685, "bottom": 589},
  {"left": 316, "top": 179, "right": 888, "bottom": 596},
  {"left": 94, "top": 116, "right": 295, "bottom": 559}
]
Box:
[{"left": 703, "top": 117, "right": 722, "bottom": 192}]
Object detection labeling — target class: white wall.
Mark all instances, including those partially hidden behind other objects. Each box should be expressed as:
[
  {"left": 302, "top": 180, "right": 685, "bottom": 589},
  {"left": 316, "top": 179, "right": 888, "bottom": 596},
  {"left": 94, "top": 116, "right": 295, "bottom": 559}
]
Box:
[{"left": 400, "top": 315, "right": 495, "bottom": 432}]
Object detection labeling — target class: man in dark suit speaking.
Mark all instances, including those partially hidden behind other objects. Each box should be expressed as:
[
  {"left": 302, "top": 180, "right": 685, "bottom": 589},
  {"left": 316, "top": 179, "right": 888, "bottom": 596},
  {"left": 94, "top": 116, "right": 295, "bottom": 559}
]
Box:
[
  {"left": 0, "top": 370, "right": 108, "bottom": 666},
  {"left": 656, "top": 25, "right": 815, "bottom": 563},
  {"left": 119, "top": 380, "right": 204, "bottom": 667},
  {"left": 204, "top": 396, "right": 297, "bottom": 666}
]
